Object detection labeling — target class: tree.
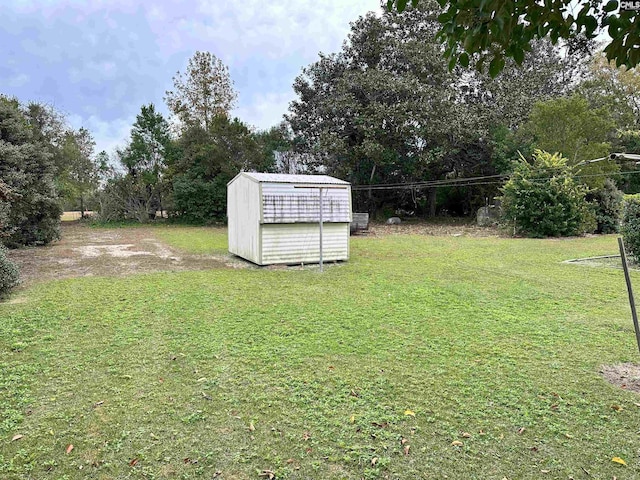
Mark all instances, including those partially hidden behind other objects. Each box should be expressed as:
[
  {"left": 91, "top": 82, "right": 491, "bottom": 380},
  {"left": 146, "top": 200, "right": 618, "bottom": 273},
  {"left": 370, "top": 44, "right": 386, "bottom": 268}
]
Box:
[
  {"left": 119, "top": 104, "right": 174, "bottom": 218},
  {"left": 500, "top": 150, "right": 595, "bottom": 237},
  {"left": 165, "top": 51, "right": 237, "bottom": 130},
  {"left": 171, "top": 116, "right": 262, "bottom": 222},
  {"left": 289, "top": 2, "right": 508, "bottom": 217},
  {"left": 253, "top": 123, "right": 302, "bottom": 174},
  {"left": 464, "top": 39, "right": 588, "bottom": 131},
  {"left": 523, "top": 95, "right": 618, "bottom": 187},
  {"left": 0, "top": 96, "right": 61, "bottom": 247},
  {"left": 388, "top": 0, "right": 640, "bottom": 75},
  {"left": 579, "top": 51, "right": 640, "bottom": 131},
  {"left": 57, "top": 128, "right": 98, "bottom": 217}
]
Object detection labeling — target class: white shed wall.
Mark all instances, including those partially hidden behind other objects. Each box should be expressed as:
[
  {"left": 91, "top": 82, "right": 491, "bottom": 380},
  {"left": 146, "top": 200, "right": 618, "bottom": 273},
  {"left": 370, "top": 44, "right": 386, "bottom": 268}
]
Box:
[
  {"left": 227, "top": 175, "right": 261, "bottom": 263},
  {"left": 261, "top": 183, "right": 351, "bottom": 223},
  {"left": 260, "top": 223, "right": 349, "bottom": 265}
]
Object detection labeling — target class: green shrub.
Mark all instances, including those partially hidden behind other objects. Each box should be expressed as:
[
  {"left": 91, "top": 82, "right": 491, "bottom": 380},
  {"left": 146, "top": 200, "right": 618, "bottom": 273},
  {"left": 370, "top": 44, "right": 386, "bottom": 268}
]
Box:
[
  {"left": 500, "top": 150, "right": 595, "bottom": 237},
  {"left": 0, "top": 245, "right": 19, "bottom": 297},
  {"left": 588, "top": 178, "right": 623, "bottom": 234},
  {"left": 621, "top": 195, "right": 640, "bottom": 263},
  {"left": 172, "top": 175, "right": 229, "bottom": 223}
]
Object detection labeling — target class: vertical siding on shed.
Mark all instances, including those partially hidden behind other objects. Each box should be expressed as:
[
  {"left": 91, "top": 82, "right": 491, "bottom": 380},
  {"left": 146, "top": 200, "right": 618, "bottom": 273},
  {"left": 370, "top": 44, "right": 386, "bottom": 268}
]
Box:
[
  {"left": 227, "top": 175, "right": 261, "bottom": 263},
  {"left": 260, "top": 223, "right": 349, "bottom": 265}
]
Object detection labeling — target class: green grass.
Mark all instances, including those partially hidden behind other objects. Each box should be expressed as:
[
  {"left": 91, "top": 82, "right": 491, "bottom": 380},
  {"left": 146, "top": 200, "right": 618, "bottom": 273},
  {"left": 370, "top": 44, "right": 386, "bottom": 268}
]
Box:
[{"left": 1, "top": 228, "right": 640, "bottom": 479}]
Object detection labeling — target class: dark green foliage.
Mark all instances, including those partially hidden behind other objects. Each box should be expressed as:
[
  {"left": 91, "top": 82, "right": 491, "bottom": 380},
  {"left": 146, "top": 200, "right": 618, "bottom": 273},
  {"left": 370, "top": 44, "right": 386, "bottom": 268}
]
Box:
[
  {"left": 501, "top": 150, "right": 595, "bottom": 237},
  {"left": 588, "top": 178, "right": 623, "bottom": 234},
  {"left": 621, "top": 195, "right": 640, "bottom": 263},
  {"left": 169, "top": 116, "right": 264, "bottom": 222},
  {"left": 521, "top": 95, "right": 618, "bottom": 191},
  {"left": 0, "top": 244, "right": 19, "bottom": 297},
  {"left": 0, "top": 96, "right": 61, "bottom": 247},
  {"left": 389, "top": 0, "right": 639, "bottom": 74},
  {"left": 172, "top": 175, "right": 229, "bottom": 223}
]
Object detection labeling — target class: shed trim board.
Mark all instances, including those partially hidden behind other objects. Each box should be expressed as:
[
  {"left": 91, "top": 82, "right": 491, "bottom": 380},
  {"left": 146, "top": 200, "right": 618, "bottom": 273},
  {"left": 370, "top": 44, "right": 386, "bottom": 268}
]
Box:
[
  {"left": 227, "top": 172, "right": 352, "bottom": 266},
  {"left": 258, "top": 182, "right": 264, "bottom": 265}
]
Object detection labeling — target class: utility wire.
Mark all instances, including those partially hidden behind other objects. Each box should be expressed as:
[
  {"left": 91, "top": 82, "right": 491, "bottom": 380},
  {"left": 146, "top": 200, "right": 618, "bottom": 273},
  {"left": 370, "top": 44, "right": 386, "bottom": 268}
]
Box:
[{"left": 351, "top": 169, "right": 640, "bottom": 191}]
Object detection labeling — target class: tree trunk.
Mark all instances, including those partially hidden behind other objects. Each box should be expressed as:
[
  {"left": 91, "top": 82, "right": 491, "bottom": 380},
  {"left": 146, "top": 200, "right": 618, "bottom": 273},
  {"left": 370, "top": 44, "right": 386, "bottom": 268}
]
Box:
[
  {"left": 80, "top": 196, "right": 85, "bottom": 219},
  {"left": 428, "top": 188, "right": 437, "bottom": 218}
]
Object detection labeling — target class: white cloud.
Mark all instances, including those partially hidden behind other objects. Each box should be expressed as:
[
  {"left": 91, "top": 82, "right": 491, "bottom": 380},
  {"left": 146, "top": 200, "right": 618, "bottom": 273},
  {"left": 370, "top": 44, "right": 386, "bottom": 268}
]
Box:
[
  {"left": 4, "top": 0, "right": 380, "bottom": 147},
  {"left": 7, "top": 73, "right": 30, "bottom": 87},
  {"left": 68, "top": 113, "right": 133, "bottom": 154},
  {"left": 234, "top": 91, "right": 297, "bottom": 131}
]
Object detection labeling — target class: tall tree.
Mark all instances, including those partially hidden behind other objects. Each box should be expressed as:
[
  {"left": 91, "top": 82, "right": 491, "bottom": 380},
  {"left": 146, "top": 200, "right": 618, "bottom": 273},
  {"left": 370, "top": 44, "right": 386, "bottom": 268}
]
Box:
[
  {"left": 165, "top": 51, "right": 237, "bottom": 130},
  {"left": 579, "top": 51, "right": 640, "bottom": 131},
  {"left": 58, "top": 128, "right": 98, "bottom": 217},
  {"left": 288, "top": 2, "right": 491, "bottom": 216},
  {"left": 523, "top": 94, "right": 617, "bottom": 187},
  {"left": 171, "top": 116, "right": 262, "bottom": 222},
  {"left": 119, "top": 104, "right": 173, "bottom": 217},
  {"left": 0, "top": 96, "right": 61, "bottom": 246}
]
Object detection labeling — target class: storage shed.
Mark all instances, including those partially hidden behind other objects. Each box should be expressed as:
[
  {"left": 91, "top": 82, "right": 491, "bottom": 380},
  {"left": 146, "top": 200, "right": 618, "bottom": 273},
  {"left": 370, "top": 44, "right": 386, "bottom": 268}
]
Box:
[{"left": 227, "top": 173, "right": 352, "bottom": 265}]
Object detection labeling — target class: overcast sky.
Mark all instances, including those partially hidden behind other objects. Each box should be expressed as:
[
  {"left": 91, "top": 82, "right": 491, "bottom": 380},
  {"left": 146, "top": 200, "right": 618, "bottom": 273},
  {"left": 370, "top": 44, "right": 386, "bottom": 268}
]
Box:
[{"left": 2, "top": 0, "right": 380, "bottom": 153}]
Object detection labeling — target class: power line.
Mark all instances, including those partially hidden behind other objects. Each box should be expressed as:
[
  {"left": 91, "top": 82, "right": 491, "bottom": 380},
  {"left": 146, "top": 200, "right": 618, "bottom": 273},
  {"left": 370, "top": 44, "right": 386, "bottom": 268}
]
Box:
[{"left": 351, "top": 169, "right": 640, "bottom": 191}]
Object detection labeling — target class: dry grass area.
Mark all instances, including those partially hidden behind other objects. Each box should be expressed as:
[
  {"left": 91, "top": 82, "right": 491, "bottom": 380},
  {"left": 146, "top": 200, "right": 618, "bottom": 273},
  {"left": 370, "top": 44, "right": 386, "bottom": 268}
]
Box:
[
  {"left": 366, "top": 218, "right": 501, "bottom": 238},
  {"left": 8, "top": 223, "right": 248, "bottom": 287}
]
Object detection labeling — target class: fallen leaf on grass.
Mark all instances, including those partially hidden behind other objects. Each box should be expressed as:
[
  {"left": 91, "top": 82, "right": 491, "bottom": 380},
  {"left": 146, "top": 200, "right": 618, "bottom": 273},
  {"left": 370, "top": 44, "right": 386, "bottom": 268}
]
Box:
[
  {"left": 541, "top": 470, "right": 550, "bottom": 474},
  {"left": 612, "top": 457, "right": 627, "bottom": 466},
  {"left": 372, "top": 421, "right": 388, "bottom": 428},
  {"left": 349, "top": 415, "right": 355, "bottom": 424},
  {"left": 92, "top": 401, "right": 104, "bottom": 408},
  {"left": 517, "top": 427, "right": 526, "bottom": 434},
  {"left": 11, "top": 434, "right": 23, "bottom": 441},
  {"left": 564, "top": 433, "right": 574, "bottom": 439},
  {"left": 611, "top": 404, "right": 623, "bottom": 412},
  {"left": 401, "top": 437, "right": 408, "bottom": 445},
  {"left": 350, "top": 389, "right": 359, "bottom": 397},
  {"left": 65, "top": 444, "right": 74, "bottom": 454},
  {"left": 371, "top": 457, "right": 378, "bottom": 466},
  {"left": 259, "top": 469, "right": 276, "bottom": 479},
  {"left": 451, "top": 441, "right": 463, "bottom": 447},
  {"left": 404, "top": 409, "right": 415, "bottom": 416},
  {"left": 461, "top": 432, "right": 471, "bottom": 438},
  {"left": 403, "top": 445, "right": 410, "bottom": 455},
  {"left": 286, "top": 458, "right": 294, "bottom": 464},
  {"left": 249, "top": 422, "right": 256, "bottom": 432},
  {"left": 302, "top": 431, "right": 311, "bottom": 441},
  {"left": 202, "top": 392, "right": 212, "bottom": 401},
  {"left": 129, "top": 458, "right": 139, "bottom": 467}
]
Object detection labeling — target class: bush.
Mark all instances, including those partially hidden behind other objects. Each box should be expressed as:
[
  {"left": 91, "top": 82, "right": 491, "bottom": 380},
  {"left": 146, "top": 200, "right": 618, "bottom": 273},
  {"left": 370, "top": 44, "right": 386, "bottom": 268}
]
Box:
[
  {"left": 0, "top": 245, "right": 19, "bottom": 297},
  {"left": 622, "top": 195, "right": 640, "bottom": 263},
  {"left": 172, "top": 175, "right": 229, "bottom": 223},
  {"left": 500, "top": 150, "right": 595, "bottom": 237},
  {"left": 588, "top": 178, "right": 623, "bottom": 234}
]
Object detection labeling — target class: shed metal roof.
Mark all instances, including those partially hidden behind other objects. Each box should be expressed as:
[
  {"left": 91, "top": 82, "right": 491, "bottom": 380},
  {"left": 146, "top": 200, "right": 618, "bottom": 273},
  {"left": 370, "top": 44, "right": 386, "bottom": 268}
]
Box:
[{"left": 231, "top": 172, "right": 349, "bottom": 185}]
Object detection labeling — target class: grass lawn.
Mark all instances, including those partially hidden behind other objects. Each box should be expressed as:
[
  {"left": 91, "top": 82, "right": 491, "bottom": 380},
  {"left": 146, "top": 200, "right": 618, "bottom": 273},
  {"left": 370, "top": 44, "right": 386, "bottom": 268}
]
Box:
[{"left": 1, "top": 227, "right": 640, "bottom": 479}]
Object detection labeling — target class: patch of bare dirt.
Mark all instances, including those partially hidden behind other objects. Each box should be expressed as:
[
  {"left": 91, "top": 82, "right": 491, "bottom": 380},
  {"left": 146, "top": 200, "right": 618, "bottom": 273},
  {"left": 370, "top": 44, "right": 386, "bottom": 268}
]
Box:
[
  {"left": 8, "top": 224, "right": 251, "bottom": 287},
  {"left": 601, "top": 363, "right": 640, "bottom": 393},
  {"left": 364, "top": 219, "right": 502, "bottom": 238}
]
